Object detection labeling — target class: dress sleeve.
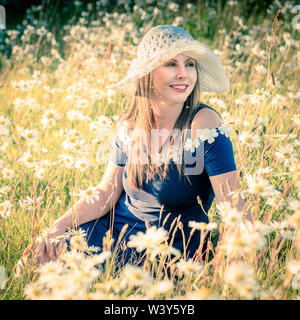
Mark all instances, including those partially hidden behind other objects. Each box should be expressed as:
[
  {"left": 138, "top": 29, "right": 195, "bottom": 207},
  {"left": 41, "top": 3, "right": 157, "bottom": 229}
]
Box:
[
  {"left": 203, "top": 125, "right": 237, "bottom": 176},
  {"left": 109, "top": 123, "right": 128, "bottom": 167}
]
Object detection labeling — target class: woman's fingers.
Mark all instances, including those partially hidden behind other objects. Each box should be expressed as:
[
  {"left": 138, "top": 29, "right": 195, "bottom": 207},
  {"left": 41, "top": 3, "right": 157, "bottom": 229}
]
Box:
[
  {"left": 56, "top": 239, "right": 67, "bottom": 256},
  {"left": 37, "top": 236, "right": 52, "bottom": 266}
]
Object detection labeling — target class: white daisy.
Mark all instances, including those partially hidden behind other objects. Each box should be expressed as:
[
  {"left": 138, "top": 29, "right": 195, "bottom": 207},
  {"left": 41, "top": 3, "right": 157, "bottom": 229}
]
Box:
[
  {"left": 176, "top": 258, "right": 203, "bottom": 276},
  {"left": 0, "top": 115, "right": 11, "bottom": 128},
  {"left": 184, "top": 138, "right": 200, "bottom": 152},
  {"left": 198, "top": 128, "right": 219, "bottom": 144},
  {"left": 58, "top": 154, "right": 75, "bottom": 168},
  {"left": 18, "top": 151, "right": 37, "bottom": 168},
  {"left": 41, "top": 108, "right": 61, "bottom": 128},
  {"left": 121, "top": 265, "right": 154, "bottom": 288},
  {"left": 35, "top": 167, "right": 45, "bottom": 180},
  {"left": 78, "top": 185, "right": 100, "bottom": 204},
  {"left": 217, "top": 202, "right": 244, "bottom": 226},
  {"left": 75, "top": 157, "right": 92, "bottom": 172},
  {"left": 239, "top": 131, "right": 261, "bottom": 147},
  {"left": 245, "top": 174, "right": 277, "bottom": 197},
  {"left": 1, "top": 168, "right": 14, "bottom": 180},
  {"left": 0, "top": 200, "right": 12, "bottom": 218},
  {"left": 219, "top": 124, "right": 230, "bottom": 137},
  {"left": 21, "top": 128, "right": 38, "bottom": 140},
  {"left": 127, "top": 226, "right": 168, "bottom": 252}
]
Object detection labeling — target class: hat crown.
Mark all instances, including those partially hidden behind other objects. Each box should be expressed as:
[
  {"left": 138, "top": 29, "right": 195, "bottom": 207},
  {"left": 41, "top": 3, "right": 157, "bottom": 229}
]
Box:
[
  {"left": 107, "top": 25, "right": 230, "bottom": 94},
  {"left": 137, "top": 25, "right": 194, "bottom": 61}
]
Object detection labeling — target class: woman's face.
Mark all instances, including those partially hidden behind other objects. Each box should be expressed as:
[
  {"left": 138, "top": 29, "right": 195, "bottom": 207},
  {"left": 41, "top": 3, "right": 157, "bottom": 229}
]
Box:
[{"left": 150, "top": 53, "right": 197, "bottom": 106}]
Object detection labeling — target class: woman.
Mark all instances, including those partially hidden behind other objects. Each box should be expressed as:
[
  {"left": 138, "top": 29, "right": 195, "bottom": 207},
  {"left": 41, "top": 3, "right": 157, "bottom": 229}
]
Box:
[{"left": 19, "top": 25, "right": 253, "bottom": 270}]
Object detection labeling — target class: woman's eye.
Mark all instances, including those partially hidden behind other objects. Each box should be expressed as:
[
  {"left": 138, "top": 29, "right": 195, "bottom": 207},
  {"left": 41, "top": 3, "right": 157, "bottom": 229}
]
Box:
[{"left": 166, "top": 62, "right": 195, "bottom": 67}]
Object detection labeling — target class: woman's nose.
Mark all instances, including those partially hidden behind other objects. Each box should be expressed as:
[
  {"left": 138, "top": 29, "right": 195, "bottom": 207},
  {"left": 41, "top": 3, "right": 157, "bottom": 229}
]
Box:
[{"left": 176, "top": 65, "right": 187, "bottom": 78}]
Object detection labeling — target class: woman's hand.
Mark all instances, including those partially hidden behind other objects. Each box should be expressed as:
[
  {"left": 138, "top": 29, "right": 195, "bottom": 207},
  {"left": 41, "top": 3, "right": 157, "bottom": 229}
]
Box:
[
  {"left": 34, "top": 227, "right": 67, "bottom": 266},
  {"left": 14, "top": 225, "right": 67, "bottom": 278}
]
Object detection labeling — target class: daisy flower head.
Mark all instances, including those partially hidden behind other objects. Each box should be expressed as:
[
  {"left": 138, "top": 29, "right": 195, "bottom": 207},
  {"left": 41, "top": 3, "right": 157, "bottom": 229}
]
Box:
[
  {"left": 249, "top": 88, "right": 270, "bottom": 105},
  {"left": 245, "top": 174, "right": 277, "bottom": 197},
  {"left": 96, "top": 115, "right": 112, "bottom": 129},
  {"left": 0, "top": 200, "right": 12, "bottom": 218},
  {"left": 184, "top": 138, "right": 200, "bottom": 153},
  {"left": 121, "top": 264, "right": 154, "bottom": 288},
  {"left": 217, "top": 202, "right": 244, "bottom": 226},
  {"left": 78, "top": 185, "right": 100, "bottom": 204},
  {"left": 224, "top": 262, "right": 259, "bottom": 299},
  {"left": 1, "top": 168, "right": 14, "bottom": 180},
  {"left": 41, "top": 108, "right": 61, "bottom": 128},
  {"left": 188, "top": 220, "right": 217, "bottom": 231},
  {"left": 150, "top": 242, "right": 181, "bottom": 261},
  {"left": 275, "top": 144, "right": 296, "bottom": 167},
  {"left": 147, "top": 279, "right": 174, "bottom": 299},
  {"left": 18, "top": 151, "right": 37, "bottom": 168},
  {"left": 75, "top": 98, "right": 90, "bottom": 109},
  {"left": 239, "top": 131, "right": 261, "bottom": 147},
  {"left": 127, "top": 226, "right": 168, "bottom": 252},
  {"left": 58, "top": 154, "right": 75, "bottom": 168},
  {"left": 0, "top": 126, "right": 9, "bottom": 140},
  {"left": 75, "top": 156, "right": 92, "bottom": 172},
  {"left": 35, "top": 167, "right": 45, "bottom": 180},
  {"left": 198, "top": 128, "right": 219, "bottom": 144},
  {"left": 21, "top": 128, "right": 38, "bottom": 141},
  {"left": 90, "top": 116, "right": 112, "bottom": 143},
  {"left": 255, "top": 166, "right": 273, "bottom": 177},
  {"left": 219, "top": 124, "right": 230, "bottom": 137},
  {"left": 18, "top": 195, "right": 43, "bottom": 211},
  {"left": 239, "top": 224, "right": 267, "bottom": 251},
  {"left": 220, "top": 112, "right": 235, "bottom": 126},
  {"left": 0, "top": 185, "right": 10, "bottom": 196},
  {"left": 0, "top": 115, "right": 11, "bottom": 128},
  {"left": 287, "top": 259, "right": 300, "bottom": 275},
  {"left": 176, "top": 258, "right": 203, "bottom": 277}
]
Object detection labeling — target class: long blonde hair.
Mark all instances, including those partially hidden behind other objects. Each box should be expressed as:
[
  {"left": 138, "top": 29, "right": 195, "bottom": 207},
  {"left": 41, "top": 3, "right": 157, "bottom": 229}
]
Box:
[{"left": 118, "top": 63, "right": 201, "bottom": 190}]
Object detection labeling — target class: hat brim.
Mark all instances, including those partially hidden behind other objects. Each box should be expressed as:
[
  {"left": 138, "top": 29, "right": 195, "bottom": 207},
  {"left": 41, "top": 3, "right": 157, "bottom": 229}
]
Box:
[{"left": 106, "top": 41, "right": 229, "bottom": 96}]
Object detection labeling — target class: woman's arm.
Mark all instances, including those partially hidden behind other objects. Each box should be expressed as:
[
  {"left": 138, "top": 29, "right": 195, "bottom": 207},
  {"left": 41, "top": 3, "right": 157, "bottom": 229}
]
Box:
[
  {"left": 191, "top": 107, "right": 253, "bottom": 223},
  {"left": 51, "top": 161, "right": 124, "bottom": 234},
  {"left": 24, "top": 161, "right": 124, "bottom": 266},
  {"left": 209, "top": 170, "right": 253, "bottom": 223}
]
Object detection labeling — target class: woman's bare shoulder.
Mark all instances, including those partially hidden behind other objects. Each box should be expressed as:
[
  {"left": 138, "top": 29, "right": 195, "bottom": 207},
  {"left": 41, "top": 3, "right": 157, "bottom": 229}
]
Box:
[{"left": 191, "top": 107, "right": 222, "bottom": 130}]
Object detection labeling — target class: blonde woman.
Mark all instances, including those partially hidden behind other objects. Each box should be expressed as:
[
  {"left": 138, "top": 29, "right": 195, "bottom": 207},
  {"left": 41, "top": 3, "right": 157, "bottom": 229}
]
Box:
[{"left": 19, "top": 25, "right": 253, "bottom": 270}]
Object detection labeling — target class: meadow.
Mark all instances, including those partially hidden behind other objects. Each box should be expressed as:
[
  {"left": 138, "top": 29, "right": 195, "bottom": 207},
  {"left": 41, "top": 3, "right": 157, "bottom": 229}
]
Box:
[{"left": 0, "top": 0, "right": 299, "bottom": 300}]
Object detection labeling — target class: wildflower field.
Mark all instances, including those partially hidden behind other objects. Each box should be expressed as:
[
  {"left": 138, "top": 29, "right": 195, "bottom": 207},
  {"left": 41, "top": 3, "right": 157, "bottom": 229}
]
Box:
[{"left": 0, "top": 0, "right": 299, "bottom": 300}]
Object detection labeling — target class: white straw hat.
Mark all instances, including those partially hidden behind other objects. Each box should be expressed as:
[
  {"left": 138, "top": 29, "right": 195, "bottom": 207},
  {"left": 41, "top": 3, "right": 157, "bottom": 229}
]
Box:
[{"left": 107, "top": 25, "right": 230, "bottom": 95}]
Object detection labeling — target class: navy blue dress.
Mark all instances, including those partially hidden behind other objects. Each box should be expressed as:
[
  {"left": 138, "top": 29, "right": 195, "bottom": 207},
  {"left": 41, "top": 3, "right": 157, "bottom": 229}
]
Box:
[{"left": 77, "top": 104, "right": 236, "bottom": 266}]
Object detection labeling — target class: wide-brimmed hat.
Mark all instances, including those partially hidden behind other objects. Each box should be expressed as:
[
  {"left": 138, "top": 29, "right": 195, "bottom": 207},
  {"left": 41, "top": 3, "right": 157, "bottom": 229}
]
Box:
[{"left": 107, "top": 25, "right": 229, "bottom": 95}]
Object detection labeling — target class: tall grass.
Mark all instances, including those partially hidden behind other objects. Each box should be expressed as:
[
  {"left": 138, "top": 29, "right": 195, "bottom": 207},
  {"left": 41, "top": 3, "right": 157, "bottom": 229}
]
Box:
[{"left": 0, "top": 0, "right": 299, "bottom": 300}]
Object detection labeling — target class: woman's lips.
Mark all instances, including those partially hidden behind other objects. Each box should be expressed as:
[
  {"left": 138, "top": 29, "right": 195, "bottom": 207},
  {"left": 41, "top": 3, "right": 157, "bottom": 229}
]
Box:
[{"left": 169, "top": 85, "right": 188, "bottom": 93}]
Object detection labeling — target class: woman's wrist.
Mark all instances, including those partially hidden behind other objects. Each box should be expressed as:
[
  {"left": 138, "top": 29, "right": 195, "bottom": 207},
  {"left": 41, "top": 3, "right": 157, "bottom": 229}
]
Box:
[{"left": 51, "top": 219, "right": 69, "bottom": 236}]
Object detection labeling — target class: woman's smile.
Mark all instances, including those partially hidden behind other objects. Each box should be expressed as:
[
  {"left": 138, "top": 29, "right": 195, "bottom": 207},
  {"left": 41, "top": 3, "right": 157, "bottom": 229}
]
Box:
[{"left": 169, "top": 84, "right": 189, "bottom": 93}]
